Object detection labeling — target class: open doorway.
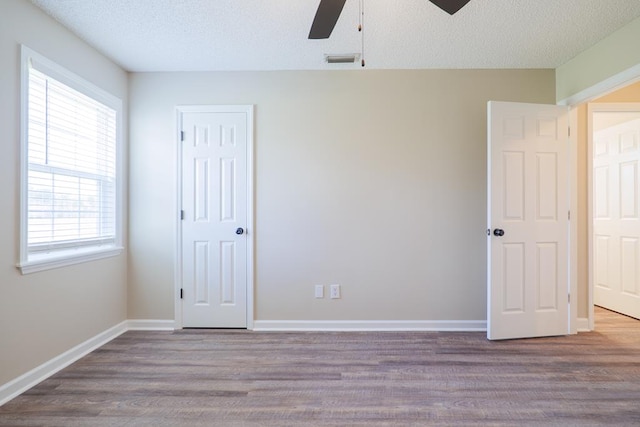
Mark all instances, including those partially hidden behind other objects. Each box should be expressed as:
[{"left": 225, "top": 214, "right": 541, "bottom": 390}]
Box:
[
  {"left": 588, "top": 103, "right": 640, "bottom": 321},
  {"left": 578, "top": 81, "right": 640, "bottom": 330}
]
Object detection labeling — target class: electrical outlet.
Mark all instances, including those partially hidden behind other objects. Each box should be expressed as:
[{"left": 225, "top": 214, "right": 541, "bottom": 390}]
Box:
[
  {"left": 315, "top": 285, "right": 324, "bottom": 298},
  {"left": 330, "top": 284, "right": 341, "bottom": 299}
]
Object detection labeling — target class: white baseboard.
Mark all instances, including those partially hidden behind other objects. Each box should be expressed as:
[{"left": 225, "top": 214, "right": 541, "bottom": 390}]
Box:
[
  {"left": 253, "top": 319, "right": 487, "bottom": 332},
  {"left": 0, "top": 321, "right": 128, "bottom": 407},
  {"left": 576, "top": 317, "right": 591, "bottom": 332},
  {"left": 127, "top": 319, "right": 176, "bottom": 331}
]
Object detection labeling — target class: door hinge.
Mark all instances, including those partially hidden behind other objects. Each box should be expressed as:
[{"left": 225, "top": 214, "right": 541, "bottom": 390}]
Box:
[
  {"left": 568, "top": 127, "right": 571, "bottom": 137},
  {"left": 568, "top": 293, "right": 570, "bottom": 304},
  {"left": 180, "top": 288, "right": 183, "bottom": 299},
  {"left": 568, "top": 211, "right": 570, "bottom": 220},
  {"left": 180, "top": 210, "right": 185, "bottom": 220},
  {"left": 180, "top": 131, "right": 185, "bottom": 141}
]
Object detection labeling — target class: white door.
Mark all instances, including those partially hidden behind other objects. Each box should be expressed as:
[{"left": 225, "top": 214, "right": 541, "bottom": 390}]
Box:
[
  {"left": 180, "top": 106, "right": 252, "bottom": 328},
  {"left": 487, "top": 101, "right": 570, "bottom": 340},
  {"left": 593, "top": 112, "right": 640, "bottom": 320}
]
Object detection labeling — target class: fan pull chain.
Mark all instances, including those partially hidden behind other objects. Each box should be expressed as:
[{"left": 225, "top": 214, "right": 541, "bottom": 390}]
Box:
[{"left": 360, "top": 0, "right": 365, "bottom": 67}]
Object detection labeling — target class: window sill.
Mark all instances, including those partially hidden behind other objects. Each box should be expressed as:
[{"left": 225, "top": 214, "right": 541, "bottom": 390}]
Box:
[{"left": 17, "top": 246, "right": 124, "bottom": 275}]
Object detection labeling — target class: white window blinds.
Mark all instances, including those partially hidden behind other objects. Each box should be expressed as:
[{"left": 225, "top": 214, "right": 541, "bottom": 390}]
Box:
[
  {"left": 17, "top": 45, "right": 126, "bottom": 276},
  {"left": 27, "top": 68, "right": 117, "bottom": 253}
]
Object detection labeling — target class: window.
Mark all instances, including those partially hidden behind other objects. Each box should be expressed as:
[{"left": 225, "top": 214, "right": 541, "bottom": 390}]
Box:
[{"left": 19, "top": 46, "right": 123, "bottom": 274}]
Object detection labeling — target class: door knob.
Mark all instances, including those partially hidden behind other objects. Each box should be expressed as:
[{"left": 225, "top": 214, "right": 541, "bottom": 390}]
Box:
[
  {"left": 493, "top": 228, "right": 504, "bottom": 237},
  {"left": 235, "top": 227, "right": 244, "bottom": 235}
]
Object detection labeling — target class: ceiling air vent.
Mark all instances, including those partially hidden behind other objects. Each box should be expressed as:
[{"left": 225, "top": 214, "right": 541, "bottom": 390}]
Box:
[{"left": 325, "top": 54, "right": 360, "bottom": 64}]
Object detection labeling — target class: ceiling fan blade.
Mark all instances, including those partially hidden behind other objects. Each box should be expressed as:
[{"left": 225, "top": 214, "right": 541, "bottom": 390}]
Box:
[
  {"left": 429, "top": 0, "right": 471, "bottom": 15},
  {"left": 308, "top": 0, "right": 347, "bottom": 39}
]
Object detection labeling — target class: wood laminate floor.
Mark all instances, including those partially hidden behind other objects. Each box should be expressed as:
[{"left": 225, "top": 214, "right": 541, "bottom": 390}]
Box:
[{"left": 1, "top": 307, "right": 639, "bottom": 426}]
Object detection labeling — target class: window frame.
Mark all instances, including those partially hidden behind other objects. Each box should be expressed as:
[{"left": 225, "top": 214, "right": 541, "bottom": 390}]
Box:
[{"left": 18, "top": 45, "right": 124, "bottom": 274}]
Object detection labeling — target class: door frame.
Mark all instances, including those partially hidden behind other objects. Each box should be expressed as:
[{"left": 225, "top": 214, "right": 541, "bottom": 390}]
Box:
[
  {"left": 174, "top": 105, "right": 255, "bottom": 329},
  {"left": 587, "top": 103, "right": 640, "bottom": 330},
  {"left": 569, "top": 106, "right": 579, "bottom": 334},
  {"left": 560, "top": 67, "right": 640, "bottom": 332}
]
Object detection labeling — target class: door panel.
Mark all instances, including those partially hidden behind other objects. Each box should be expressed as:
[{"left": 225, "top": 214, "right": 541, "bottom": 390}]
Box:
[
  {"left": 487, "top": 101, "right": 569, "bottom": 340},
  {"left": 536, "top": 242, "right": 558, "bottom": 310},
  {"left": 181, "top": 109, "right": 250, "bottom": 328}
]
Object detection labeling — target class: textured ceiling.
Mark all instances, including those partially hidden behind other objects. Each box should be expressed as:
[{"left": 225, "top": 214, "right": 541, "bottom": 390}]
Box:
[{"left": 30, "top": 0, "right": 640, "bottom": 72}]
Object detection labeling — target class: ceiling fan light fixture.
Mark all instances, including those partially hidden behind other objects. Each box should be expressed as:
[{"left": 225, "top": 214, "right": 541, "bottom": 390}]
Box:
[{"left": 325, "top": 53, "right": 361, "bottom": 64}]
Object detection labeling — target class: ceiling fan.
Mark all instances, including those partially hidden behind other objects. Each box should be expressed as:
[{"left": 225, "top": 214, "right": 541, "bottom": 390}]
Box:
[{"left": 308, "top": 0, "right": 471, "bottom": 39}]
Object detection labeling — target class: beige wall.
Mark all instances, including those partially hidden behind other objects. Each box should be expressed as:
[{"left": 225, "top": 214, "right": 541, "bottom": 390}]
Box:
[
  {"left": 0, "top": 0, "right": 128, "bottom": 385},
  {"left": 556, "top": 16, "right": 640, "bottom": 103},
  {"left": 128, "top": 69, "right": 555, "bottom": 322}
]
